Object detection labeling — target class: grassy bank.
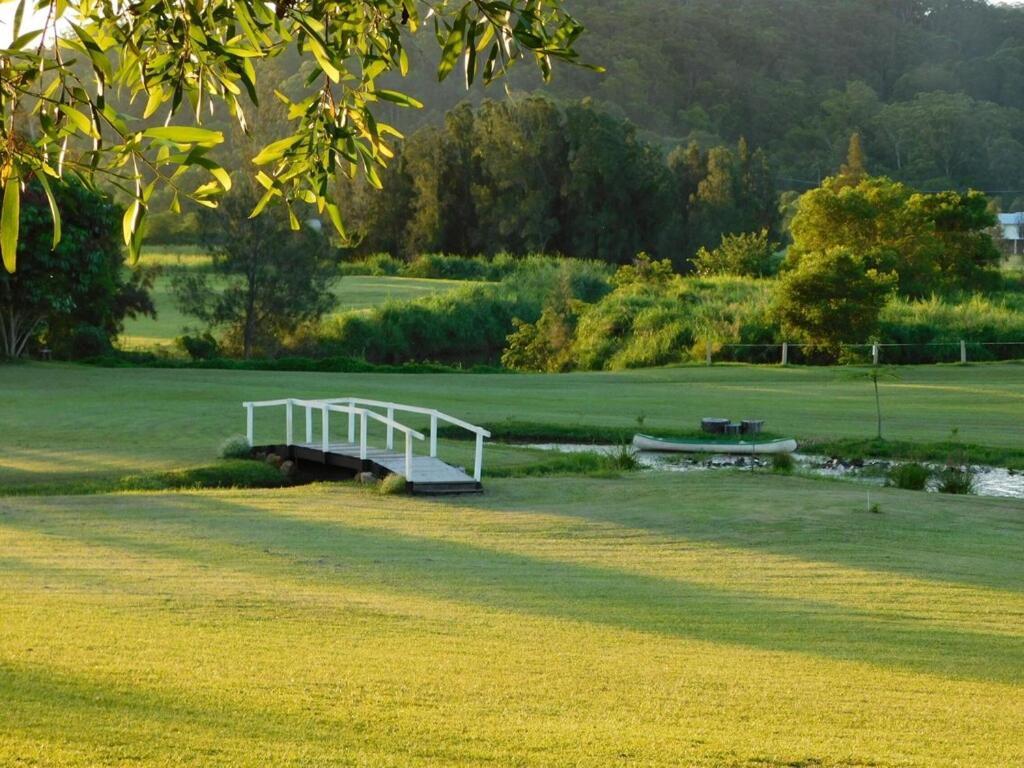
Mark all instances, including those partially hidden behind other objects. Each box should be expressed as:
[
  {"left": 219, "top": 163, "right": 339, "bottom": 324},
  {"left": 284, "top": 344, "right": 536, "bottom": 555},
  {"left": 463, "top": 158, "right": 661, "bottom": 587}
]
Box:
[
  {"left": 2, "top": 362, "right": 1023, "bottom": 486},
  {"left": 2, "top": 473, "right": 1022, "bottom": 766}
]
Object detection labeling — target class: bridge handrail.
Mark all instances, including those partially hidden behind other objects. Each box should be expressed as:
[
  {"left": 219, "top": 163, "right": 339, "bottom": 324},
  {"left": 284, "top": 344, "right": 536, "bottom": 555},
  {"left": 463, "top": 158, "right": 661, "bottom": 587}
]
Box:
[
  {"left": 322, "top": 397, "right": 491, "bottom": 438},
  {"left": 333, "top": 397, "right": 488, "bottom": 482},
  {"left": 242, "top": 396, "right": 486, "bottom": 483},
  {"left": 320, "top": 403, "right": 425, "bottom": 441}
]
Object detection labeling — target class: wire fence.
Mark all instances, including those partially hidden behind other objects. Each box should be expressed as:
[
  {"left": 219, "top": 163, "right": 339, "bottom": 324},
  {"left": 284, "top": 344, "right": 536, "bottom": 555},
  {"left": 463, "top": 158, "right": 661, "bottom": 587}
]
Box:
[{"left": 706, "top": 340, "right": 1024, "bottom": 366}]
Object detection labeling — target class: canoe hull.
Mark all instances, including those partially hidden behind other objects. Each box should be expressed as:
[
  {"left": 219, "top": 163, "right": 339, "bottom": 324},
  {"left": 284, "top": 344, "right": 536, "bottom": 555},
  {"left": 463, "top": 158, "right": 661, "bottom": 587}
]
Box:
[{"left": 632, "top": 434, "right": 798, "bottom": 455}]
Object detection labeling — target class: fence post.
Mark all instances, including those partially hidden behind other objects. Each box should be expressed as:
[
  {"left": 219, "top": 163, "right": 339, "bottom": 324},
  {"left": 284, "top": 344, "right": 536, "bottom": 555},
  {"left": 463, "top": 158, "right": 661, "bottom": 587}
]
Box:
[
  {"left": 321, "top": 407, "right": 330, "bottom": 453},
  {"left": 961, "top": 339, "right": 967, "bottom": 365},
  {"left": 285, "top": 399, "right": 294, "bottom": 446},
  {"left": 872, "top": 343, "right": 879, "bottom": 366},
  {"left": 781, "top": 342, "right": 789, "bottom": 366},
  {"left": 706, "top": 338, "right": 712, "bottom": 367},
  {"left": 245, "top": 403, "right": 254, "bottom": 446}
]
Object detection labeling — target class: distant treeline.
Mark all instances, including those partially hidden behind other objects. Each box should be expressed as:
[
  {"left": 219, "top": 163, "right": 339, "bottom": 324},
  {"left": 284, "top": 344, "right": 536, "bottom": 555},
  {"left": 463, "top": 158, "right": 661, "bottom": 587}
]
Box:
[{"left": 337, "top": 98, "right": 778, "bottom": 268}]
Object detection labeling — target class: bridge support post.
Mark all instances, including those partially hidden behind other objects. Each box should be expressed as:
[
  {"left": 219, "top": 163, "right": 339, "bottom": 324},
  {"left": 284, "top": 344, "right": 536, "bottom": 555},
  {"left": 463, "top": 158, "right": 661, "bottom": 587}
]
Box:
[
  {"left": 285, "top": 400, "right": 294, "bottom": 446},
  {"left": 430, "top": 413, "right": 438, "bottom": 457},
  {"left": 474, "top": 433, "right": 484, "bottom": 482},
  {"left": 386, "top": 406, "right": 395, "bottom": 450},
  {"left": 321, "top": 407, "right": 330, "bottom": 452},
  {"left": 245, "top": 403, "right": 254, "bottom": 446},
  {"left": 359, "top": 411, "right": 368, "bottom": 460}
]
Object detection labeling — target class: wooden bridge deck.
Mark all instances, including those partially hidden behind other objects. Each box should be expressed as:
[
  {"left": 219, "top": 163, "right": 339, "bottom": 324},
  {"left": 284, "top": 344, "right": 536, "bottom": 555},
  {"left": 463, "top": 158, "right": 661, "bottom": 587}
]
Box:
[{"left": 267, "top": 441, "right": 482, "bottom": 495}]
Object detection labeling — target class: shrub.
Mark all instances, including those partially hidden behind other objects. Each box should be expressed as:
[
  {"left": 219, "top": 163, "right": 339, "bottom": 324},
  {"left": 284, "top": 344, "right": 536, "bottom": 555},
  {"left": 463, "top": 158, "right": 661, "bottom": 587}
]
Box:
[
  {"left": 693, "top": 229, "right": 779, "bottom": 277},
  {"left": 937, "top": 466, "right": 975, "bottom": 495},
  {"left": 771, "top": 453, "right": 794, "bottom": 474},
  {"left": 177, "top": 332, "right": 220, "bottom": 360},
  {"left": 379, "top": 473, "right": 408, "bottom": 495},
  {"left": 220, "top": 435, "right": 252, "bottom": 460},
  {"left": 888, "top": 462, "right": 930, "bottom": 490},
  {"left": 363, "top": 253, "right": 404, "bottom": 276},
  {"left": 64, "top": 324, "right": 113, "bottom": 359},
  {"left": 608, "top": 444, "right": 640, "bottom": 471},
  {"left": 404, "top": 253, "right": 492, "bottom": 281}
]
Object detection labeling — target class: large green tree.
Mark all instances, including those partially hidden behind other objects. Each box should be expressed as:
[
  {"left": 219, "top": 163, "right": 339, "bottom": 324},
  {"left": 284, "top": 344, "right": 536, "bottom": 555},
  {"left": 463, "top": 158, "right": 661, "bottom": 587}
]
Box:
[
  {"left": 773, "top": 247, "right": 896, "bottom": 357},
  {"left": 788, "top": 174, "right": 1000, "bottom": 296},
  {"left": 0, "top": 0, "right": 590, "bottom": 271},
  {"left": 172, "top": 182, "right": 337, "bottom": 358},
  {"left": 0, "top": 179, "right": 154, "bottom": 358}
]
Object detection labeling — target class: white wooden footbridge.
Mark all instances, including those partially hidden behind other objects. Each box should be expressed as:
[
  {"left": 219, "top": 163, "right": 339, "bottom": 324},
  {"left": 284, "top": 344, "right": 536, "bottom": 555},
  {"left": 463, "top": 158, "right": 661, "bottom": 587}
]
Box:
[{"left": 243, "top": 397, "right": 490, "bottom": 494}]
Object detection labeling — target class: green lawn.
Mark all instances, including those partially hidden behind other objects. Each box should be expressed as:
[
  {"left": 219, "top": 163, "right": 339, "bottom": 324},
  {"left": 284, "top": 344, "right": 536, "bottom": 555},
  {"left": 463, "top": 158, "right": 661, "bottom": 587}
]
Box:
[
  {"left": 120, "top": 252, "right": 472, "bottom": 350},
  {"left": 1, "top": 472, "right": 1022, "bottom": 766},
  {"left": 1, "top": 364, "right": 1023, "bottom": 764},
  {"left": 2, "top": 362, "right": 1023, "bottom": 487}
]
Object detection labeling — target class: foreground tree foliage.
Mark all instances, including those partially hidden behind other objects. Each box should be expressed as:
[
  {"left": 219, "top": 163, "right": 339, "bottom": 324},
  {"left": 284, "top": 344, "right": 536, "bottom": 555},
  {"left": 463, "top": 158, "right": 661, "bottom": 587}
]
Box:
[
  {"left": 0, "top": 0, "right": 589, "bottom": 272},
  {"left": 0, "top": 179, "right": 154, "bottom": 358},
  {"left": 172, "top": 183, "right": 338, "bottom": 359}
]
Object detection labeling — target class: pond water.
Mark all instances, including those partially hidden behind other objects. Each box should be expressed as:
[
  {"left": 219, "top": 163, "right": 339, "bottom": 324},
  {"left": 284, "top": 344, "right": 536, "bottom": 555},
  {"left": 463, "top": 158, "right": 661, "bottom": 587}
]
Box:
[{"left": 523, "top": 443, "right": 1024, "bottom": 500}]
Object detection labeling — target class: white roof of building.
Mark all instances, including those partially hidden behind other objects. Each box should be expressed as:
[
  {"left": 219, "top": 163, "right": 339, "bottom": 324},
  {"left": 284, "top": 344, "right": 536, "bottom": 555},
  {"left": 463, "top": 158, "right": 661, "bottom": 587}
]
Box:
[{"left": 998, "top": 212, "right": 1024, "bottom": 224}]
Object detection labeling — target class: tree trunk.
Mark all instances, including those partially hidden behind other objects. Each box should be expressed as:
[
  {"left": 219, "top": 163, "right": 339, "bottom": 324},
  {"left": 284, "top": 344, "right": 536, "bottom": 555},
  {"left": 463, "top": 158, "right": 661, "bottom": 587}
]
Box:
[
  {"left": 244, "top": 258, "right": 258, "bottom": 359},
  {"left": 0, "top": 307, "right": 41, "bottom": 359}
]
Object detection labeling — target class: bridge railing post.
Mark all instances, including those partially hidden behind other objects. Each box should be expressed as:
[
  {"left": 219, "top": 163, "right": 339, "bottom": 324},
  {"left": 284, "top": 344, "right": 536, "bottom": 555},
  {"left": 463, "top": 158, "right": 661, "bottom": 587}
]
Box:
[
  {"left": 430, "top": 413, "right": 438, "bottom": 457},
  {"left": 321, "top": 406, "right": 330, "bottom": 453},
  {"left": 386, "top": 405, "right": 395, "bottom": 450},
  {"left": 305, "top": 405, "right": 313, "bottom": 444},
  {"left": 285, "top": 399, "right": 294, "bottom": 446},
  {"left": 405, "top": 433, "right": 414, "bottom": 482},
  {"left": 347, "top": 409, "right": 355, "bottom": 444},
  {"left": 359, "top": 410, "right": 368, "bottom": 460},
  {"left": 473, "top": 432, "right": 484, "bottom": 483},
  {"left": 245, "top": 403, "right": 254, "bottom": 446}
]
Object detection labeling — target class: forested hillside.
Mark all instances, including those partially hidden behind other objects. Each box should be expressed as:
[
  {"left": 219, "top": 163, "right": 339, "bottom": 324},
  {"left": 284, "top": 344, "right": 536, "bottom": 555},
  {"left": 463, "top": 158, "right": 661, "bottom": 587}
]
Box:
[{"left": 545, "top": 0, "right": 1024, "bottom": 198}]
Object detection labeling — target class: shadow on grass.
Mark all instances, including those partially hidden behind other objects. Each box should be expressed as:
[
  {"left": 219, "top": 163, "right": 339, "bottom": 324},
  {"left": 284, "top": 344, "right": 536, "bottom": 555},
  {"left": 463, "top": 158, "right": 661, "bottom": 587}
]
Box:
[
  {"left": 0, "top": 660, "right": 350, "bottom": 759},
  {"left": 461, "top": 473, "right": 1024, "bottom": 594},
  {"left": 4, "top": 491, "right": 1023, "bottom": 686}
]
